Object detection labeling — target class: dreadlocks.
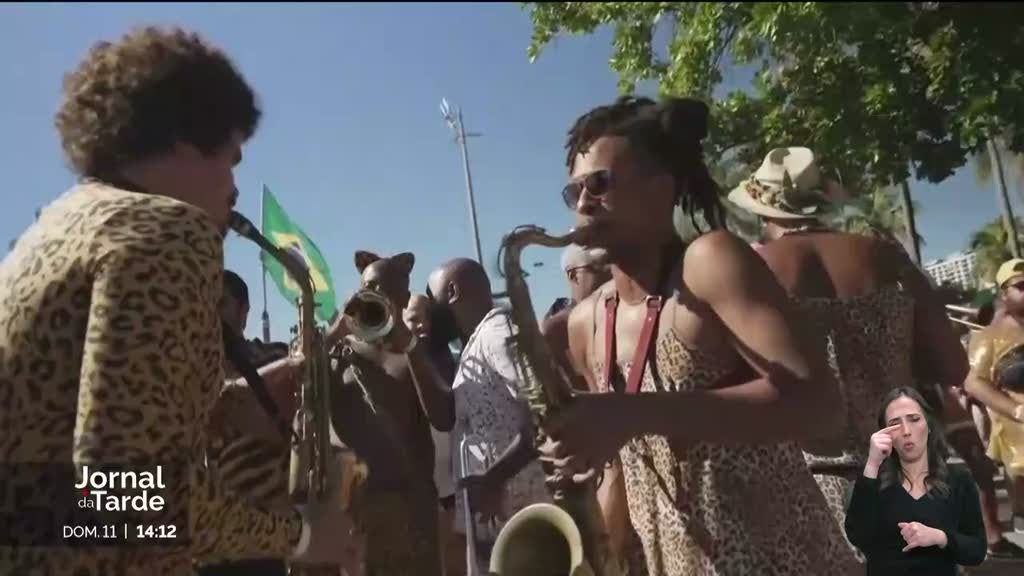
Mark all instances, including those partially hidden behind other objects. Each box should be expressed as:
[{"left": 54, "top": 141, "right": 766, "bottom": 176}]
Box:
[{"left": 565, "top": 95, "right": 726, "bottom": 232}]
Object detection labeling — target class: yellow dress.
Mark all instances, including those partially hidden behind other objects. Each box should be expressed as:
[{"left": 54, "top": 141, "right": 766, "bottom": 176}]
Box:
[{"left": 969, "top": 326, "right": 1024, "bottom": 479}]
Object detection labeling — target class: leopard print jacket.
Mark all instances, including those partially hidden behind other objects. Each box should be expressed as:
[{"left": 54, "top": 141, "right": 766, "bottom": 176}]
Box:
[
  {"left": 210, "top": 339, "right": 292, "bottom": 512},
  {"left": 0, "top": 183, "right": 301, "bottom": 576}
]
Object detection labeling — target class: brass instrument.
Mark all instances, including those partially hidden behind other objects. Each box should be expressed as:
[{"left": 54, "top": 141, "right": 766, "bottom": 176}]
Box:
[
  {"left": 946, "top": 304, "right": 985, "bottom": 331},
  {"left": 228, "top": 211, "right": 333, "bottom": 506},
  {"left": 342, "top": 289, "right": 396, "bottom": 343},
  {"left": 492, "top": 225, "right": 622, "bottom": 576},
  {"left": 228, "top": 214, "right": 339, "bottom": 573}
]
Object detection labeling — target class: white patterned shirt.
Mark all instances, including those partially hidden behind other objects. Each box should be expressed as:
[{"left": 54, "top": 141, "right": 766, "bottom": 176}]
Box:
[{"left": 452, "top": 307, "right": 550, "bottom": 538}]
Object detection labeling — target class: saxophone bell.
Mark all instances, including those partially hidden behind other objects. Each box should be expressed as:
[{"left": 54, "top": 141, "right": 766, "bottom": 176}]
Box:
[{"left": 489, "top": 503, "right": 591, "bottom": 576}]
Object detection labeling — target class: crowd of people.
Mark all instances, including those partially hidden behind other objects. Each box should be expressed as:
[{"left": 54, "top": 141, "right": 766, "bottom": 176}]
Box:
[{"left": 2, "top": 24, "right": 1024, "bottom": 576}]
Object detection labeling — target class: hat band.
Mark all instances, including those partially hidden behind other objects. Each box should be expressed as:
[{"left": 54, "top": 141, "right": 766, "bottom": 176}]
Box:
[{"left": 744, "top": 176, "right": 821, "bottom": 216}]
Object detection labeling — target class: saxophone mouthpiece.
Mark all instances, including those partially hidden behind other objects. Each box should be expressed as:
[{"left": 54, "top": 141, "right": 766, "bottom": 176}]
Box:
[
  {"left": 229, "top": 211, "right": 256, "bottom": 238},
  {"left": 569, "top": 223, "right": 599, "bottom": 247}
]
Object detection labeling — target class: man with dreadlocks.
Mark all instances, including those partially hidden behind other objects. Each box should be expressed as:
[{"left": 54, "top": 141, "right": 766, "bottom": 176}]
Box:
[{"left": 538, "top": 96, "right": 859, "bottom": 576}]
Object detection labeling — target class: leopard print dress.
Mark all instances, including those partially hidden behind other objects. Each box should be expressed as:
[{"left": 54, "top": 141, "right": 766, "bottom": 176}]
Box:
[
  {"left": 0, "top": 183, "right": 301, "bottom": 576},
  {"left": 593, "top": 325, "right": 858, "bottom": 575},
  {"left": 795, "top": 284, "right": 916, "bottom": 562}
]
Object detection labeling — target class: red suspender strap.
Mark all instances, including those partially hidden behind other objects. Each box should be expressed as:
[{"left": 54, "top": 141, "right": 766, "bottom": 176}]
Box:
[
  {"left": 603, "top": 296, "right": 618, "bottom": 393},
  {"left": 627, "top": 296, "right": 663, "bottom": 394},
  {"left": 604, "top": 294, "right": 664, "bottom": 395}
]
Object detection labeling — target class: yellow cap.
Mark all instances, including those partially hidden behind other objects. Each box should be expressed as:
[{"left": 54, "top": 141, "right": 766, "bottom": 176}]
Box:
[{"left": 996, "top": 258, "right": 1024, "bottom": 288}]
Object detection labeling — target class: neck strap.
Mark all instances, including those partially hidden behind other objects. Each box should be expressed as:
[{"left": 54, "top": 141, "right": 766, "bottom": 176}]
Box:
[
  {"left": 603, "top": 294, "right": 664, "bottom": 394},
  {"left": 601, "top": 241, "right": 682, "bottom": 394}
]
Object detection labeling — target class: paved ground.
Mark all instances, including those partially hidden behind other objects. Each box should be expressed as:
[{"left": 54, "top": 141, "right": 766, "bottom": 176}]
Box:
[{"left": 963, "top": 463, "right": 1022, "bottom": 575}]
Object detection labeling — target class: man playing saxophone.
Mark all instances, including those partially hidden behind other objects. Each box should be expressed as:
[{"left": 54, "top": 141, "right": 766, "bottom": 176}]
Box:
[
  {"left": 0, "top": 26, "right": 355, "bottom": 576},
  {"left": 538, "top": 96, "right": 858, "bottom": 576}
]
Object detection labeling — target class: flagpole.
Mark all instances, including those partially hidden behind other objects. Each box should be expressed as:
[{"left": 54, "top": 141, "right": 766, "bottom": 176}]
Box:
[{"left": 260, "top": 183, "right": 271, "bottom": 343}]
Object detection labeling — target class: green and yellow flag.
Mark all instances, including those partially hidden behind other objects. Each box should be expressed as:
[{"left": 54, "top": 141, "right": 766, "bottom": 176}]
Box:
[{"left": 261, "top": 185, "right": 337, "bottom": 323}]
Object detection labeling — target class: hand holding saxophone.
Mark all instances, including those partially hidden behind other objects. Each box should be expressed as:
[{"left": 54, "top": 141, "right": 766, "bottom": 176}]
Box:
[
  {"left": 258, "top": 352, "right": 306, "bottom": 420},
  {"left": 291, "top": 449, "right": 367, "bottom": 572},
  {"left": 538, "top": 393, "right": 639, "bottom": 487}
]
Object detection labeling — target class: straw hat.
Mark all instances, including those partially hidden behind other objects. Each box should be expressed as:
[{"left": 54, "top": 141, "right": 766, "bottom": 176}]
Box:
[{"left": 727, "top": 147, "right": 830, "bottom": 220}]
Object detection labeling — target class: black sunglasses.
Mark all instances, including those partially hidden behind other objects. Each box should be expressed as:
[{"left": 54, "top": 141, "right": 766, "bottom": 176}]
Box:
[{"left": 561, "top": 169, "right": 613, "bottom": 210}]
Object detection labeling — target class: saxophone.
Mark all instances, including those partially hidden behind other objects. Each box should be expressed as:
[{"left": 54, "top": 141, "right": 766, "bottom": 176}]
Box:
[
  {"left": 492, "top": 225, "right": 623, "bottom": 576},
  {"left": 228, "top": 212, "right": 332, "bottom": 506}
]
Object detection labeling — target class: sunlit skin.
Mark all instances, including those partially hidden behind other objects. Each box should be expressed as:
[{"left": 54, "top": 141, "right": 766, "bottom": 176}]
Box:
[{"left": 120, "top": 132, "right": 243, "bottom": 234}]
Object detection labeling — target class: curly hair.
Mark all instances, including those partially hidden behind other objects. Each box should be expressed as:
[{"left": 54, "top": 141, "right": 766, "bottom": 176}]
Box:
[
  {"left": 55, "top": 26, "right": 261, "bottom": 178},
  {"left": 565, "top": 95, "right": 725, "bottom": 232}
]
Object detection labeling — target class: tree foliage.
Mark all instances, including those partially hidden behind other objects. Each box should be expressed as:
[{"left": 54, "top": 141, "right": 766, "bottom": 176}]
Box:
[
  {"left": 525, "top": 2, "right": 1024, "bottom": 194},
  {"left": 970, "top": 217, "right": 1024, "bottom": 284},
  {"left": 830, "top": 186, "right": 923, "bottom": 248}
]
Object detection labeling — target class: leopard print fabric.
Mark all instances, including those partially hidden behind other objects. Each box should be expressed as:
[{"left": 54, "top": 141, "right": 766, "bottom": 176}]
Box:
[
  {"left": 797, "top": 284, "right": 915, "bottom": 469},
  {"left": 593, "top": 326, "right": 858, "bottom": 576},
  {"left": 795, "top": 283, "right": 915, "bottom": 562},
  {"left": 0, "top": 183, "right": 300, "bottom": 576},
  {"left": 197, "top": 340, "right": 294, "bottom": 574},
  {"left": 210, "top": 339, "right": 292, "bottom": 512}
]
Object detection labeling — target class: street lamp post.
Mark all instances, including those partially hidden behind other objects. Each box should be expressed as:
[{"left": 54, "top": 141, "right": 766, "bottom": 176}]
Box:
[{"left": 440, "top": 98, "right": 484, "bottom": 265}]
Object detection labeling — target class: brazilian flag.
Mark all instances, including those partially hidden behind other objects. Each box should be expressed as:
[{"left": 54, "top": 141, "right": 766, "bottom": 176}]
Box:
[{"left": 260, "top": 185, "right": 338, "bottom": 322}]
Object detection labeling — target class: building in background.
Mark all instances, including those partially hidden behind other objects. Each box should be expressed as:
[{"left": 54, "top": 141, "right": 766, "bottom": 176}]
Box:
[{"left": 924, "top": 251, "right": 978, "bottom": 291}]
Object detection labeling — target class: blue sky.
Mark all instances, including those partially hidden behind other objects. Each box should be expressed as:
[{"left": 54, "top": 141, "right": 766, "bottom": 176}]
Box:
[{"left": 1, "top": 3, "right": 1018, "bottom": 342}]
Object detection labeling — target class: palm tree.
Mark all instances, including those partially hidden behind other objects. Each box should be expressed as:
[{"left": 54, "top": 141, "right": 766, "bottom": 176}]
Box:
[
  {"left": 831, "top": 186, "right": 925, "bottom": 253},
  {"left": 975, "top": 136, "right": 1024, "bottom": 257},
  {"left": 975, "top": 137, "right": 1024, "bottom": 203},
  {"left": 970, "top": 217, "right": 1024, "bottom": 284}
]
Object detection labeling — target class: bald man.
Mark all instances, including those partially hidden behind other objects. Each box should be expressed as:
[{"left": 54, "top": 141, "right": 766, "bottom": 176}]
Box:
[{"left": 392, "top": 258, "right": 550, "bottom": 572}]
